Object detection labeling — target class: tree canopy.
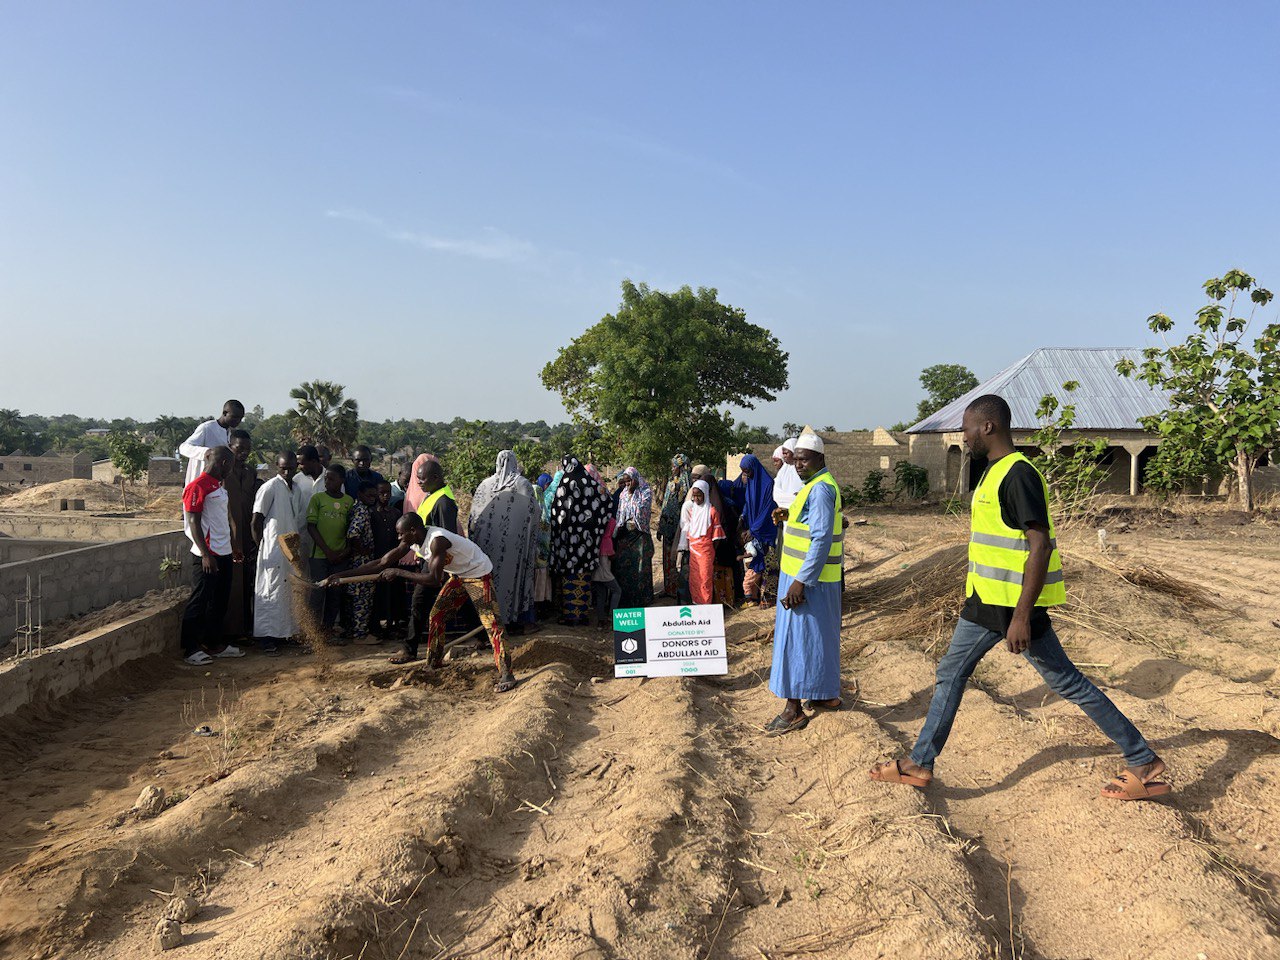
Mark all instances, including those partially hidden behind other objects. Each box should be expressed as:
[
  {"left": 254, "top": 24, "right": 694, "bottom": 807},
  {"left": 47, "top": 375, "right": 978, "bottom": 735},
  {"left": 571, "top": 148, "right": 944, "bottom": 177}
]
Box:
[
  {"left": 285, "top": 380, "right": 359, "bottom": 455},
  {"left": 915, "top": 363, "right": 979, "bottom": 423},
  {"left": 540, "top": 281, "right": 789, "bottom": 477},
  {"left": 1117, "top": 268, "right": 1277, "bottom": 510}
]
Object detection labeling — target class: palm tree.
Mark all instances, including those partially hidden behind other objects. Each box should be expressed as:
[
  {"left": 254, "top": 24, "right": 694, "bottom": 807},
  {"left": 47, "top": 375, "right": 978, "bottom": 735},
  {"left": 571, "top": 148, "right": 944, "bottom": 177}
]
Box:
[
  {"left": 149, "top": 415, "right": 195, "bottom": 456},
  {"left": 286, "top": 381, "right": 359, "bottom": 454}
]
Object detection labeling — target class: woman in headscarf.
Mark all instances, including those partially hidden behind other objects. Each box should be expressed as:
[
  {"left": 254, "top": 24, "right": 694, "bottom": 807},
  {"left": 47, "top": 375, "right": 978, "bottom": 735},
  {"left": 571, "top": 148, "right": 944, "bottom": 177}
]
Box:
[
  {"left": 613, "top": 466, "right": 654, "bottom": 607},
  {"left": 533, "top": 472, "right": 554, "bottom": 607},
  {"left": 402, "top": 453, "right": 440, "bottom": 516},
  {"left": 737, "top": 454, "right": 777, "bottom": 550},
  {"left": 468, "top": 450, "right": 541, "bottom": 632},
  {"left": 548, "top": 455, "right": 613, "bottom": 625},
  {"left": 656, "top": 453, "right": 692, "bottom": 597},
  {"left": 692, "top": 465, "right": 741, "bottom": 606},
  {"left": 681, "top": 480, "right": 725, "bottom": 605}
]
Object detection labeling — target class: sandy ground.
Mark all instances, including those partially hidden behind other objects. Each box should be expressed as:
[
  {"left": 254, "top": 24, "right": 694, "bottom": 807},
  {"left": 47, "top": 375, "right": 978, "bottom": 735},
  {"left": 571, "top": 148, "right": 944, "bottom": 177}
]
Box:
[
  {"left": 0, "top": 479, "right": 182, "bottom": 517},
  {"left": 1, "top": 505, "right": 1278, "bottom": 959}
]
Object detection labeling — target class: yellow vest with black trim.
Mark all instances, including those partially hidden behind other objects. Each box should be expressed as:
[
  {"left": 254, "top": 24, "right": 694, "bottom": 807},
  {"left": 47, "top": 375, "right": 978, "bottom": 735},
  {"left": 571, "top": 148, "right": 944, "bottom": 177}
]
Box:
[
  {"left": 779, "top": 470, "right": 843, "bottom": 584},
  {"left": 415, "top": 484, "right": 456, "bottom": 526},
  {"left": 966, "top": 453, "right": 1065, "bottom": 606}
]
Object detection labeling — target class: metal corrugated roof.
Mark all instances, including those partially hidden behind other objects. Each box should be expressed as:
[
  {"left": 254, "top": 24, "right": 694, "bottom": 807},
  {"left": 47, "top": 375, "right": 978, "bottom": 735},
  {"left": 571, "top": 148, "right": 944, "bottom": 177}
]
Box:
[{"left": 907, "top": 348, "right": 1169, "bottom": 433}]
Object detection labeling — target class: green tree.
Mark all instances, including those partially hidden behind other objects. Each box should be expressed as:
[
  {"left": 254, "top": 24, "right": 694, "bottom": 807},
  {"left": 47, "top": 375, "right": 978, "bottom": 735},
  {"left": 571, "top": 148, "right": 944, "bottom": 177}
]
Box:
[
  {"left": 541, "top": 281, "right": 789, "bottom": 478},
  {"left": 915, "top": 363, "right": 980, "bottom": 423},
  {"left": 1028, "top": 381, "right": 1109, "bottom": 514},
  {"left": 106, "top": 428, "right": 151, "bottom": 508},
  {"left": 1116, "top": 269, "right": 1278, "bottom": 511},
  {"left": 285, "top": 381, "right": 359, "bottom": 455},
  {"left": 0, "top": 408, "right": 26, "bottom": 454},
  {"left": 148, "top": 415, "right": 199, "bottom": 455}
]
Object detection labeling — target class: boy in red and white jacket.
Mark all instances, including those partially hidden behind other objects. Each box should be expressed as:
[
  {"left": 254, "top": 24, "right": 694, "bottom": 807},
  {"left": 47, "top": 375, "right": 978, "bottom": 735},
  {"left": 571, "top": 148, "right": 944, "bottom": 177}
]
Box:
[{"left": 180, "top": 446, "right": 245, "bottom": 665}]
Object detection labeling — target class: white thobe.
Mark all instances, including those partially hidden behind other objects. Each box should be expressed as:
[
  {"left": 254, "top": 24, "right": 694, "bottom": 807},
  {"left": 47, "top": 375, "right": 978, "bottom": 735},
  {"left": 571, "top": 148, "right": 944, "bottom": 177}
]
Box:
[
  {"left": 252, "top": 476, "right": 299, "bottom": 638},
  {"left": 291, "top": 470, "right": 326, "bottom": 559},
  {"left": 179, "top": 419, "right": 232, "bottom": 487}
]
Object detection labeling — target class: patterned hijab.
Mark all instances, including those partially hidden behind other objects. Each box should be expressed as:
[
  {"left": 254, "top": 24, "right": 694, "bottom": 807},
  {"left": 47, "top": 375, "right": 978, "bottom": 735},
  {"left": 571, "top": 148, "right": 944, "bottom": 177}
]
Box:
[
  {"left": 491, "top": 449, "right": 522, "bottom": 493},
  {"left": 548, "top": 455, "right": 612, "bottom": 576},
  {"left": 617, "top": 466, "right": 652, "bottom": 528}
]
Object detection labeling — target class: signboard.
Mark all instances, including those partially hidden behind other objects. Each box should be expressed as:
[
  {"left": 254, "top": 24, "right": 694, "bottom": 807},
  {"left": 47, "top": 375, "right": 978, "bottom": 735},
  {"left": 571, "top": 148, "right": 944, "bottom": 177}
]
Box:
[{"left": 613, "top": 604, "right": 728, "bottom": 678}]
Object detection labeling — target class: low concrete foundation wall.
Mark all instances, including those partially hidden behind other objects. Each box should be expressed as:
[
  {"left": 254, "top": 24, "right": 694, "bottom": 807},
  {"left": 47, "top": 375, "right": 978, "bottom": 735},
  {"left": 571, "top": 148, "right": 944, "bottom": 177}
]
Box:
[
  {"left": 0, "top": 539, "right": 92, "bottom": 563},
  {"left": 0, "top": 531, "right": 189, "bottom": 627},
  {"left": 0, "top": 602, "right": 182, "bottom": 721},
  {"left": 0, "top": 513, "right": 180, "bottom": 542}
]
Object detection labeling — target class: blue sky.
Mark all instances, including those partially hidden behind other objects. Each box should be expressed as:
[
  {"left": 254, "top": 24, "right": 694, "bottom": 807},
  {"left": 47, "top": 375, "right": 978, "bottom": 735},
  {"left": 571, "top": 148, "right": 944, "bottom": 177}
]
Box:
[{"left": 3, "top": 2, "right": 1277, "bottom": 430}]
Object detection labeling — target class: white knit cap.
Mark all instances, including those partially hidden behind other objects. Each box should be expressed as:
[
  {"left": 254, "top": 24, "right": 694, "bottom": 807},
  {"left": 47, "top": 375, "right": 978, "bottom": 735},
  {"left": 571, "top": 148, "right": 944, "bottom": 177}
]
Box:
[
  {"left": 783, "top": 437, "right": 798, "bottom": 452},
  {"left": 771, "top": 446, "right": 785, "bottom": 460},
  {"left": 795, "top": 434, "right": 824, "bottom": 454}
]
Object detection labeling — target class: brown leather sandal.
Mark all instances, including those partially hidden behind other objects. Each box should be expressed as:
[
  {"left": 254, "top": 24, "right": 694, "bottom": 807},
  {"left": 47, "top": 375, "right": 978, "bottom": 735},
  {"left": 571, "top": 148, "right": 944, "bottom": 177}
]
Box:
[
  {"left": 1101, "top": 769, "right": 1171, "bottom": 801},
  {"left": 868, "top": 759, "right": 931, "bottom": 789}
]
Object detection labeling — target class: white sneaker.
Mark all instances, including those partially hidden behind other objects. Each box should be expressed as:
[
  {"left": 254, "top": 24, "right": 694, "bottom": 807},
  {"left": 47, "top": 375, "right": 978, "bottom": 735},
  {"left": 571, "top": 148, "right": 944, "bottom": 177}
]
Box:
[
  {"left": 184, "top": 651, "right": 214, "bottom": 665},
  {"left": 214, "top": 645, "right": 246, "bottom": 658}
]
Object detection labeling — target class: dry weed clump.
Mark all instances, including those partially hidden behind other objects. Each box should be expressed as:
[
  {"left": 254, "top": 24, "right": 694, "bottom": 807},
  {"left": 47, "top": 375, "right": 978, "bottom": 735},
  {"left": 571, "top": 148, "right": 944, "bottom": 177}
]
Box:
[{"left": 181, "top": 683, "right": 254, "bottom": 783}]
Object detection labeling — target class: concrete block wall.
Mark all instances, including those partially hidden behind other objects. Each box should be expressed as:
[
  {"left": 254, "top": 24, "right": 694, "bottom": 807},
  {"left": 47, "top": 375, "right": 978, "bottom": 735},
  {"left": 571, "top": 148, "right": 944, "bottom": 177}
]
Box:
[
  {"left": 0, "top": 452, "right": 93, "bottom": 484},
  {"left": 0, "top": 602, "right": 182, "bottom": 721},
  {"left": 0, "top": 530, "right": 189, "bottom": 630},
  {"left": 0, "top": 513, "right": 181, "bottom": 542},
  {"left": 0, "top": 539, "right": 91, "bottom": 564}
]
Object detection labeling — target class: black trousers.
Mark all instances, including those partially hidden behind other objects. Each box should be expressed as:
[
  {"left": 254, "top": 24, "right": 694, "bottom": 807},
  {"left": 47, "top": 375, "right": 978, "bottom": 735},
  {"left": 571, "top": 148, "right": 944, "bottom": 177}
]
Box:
[
  {"left": 181, "top": 553, "right": 234, "bottom": 654},
  {"left": 404, "top": 582, "right": 441, "bottom": 657}
]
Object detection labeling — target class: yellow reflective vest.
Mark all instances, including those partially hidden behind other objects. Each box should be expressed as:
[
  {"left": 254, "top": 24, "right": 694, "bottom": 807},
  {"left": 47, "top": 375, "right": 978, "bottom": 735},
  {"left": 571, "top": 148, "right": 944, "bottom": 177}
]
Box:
[
  {"left": 779, "top": 470, "right": 843, "bottom": 584},
  {"left": 966, "top": 453, "right": 1065, "bottom": 607},
  {"left": 415, "top": 484, "right": 456, "bottom": 526}
]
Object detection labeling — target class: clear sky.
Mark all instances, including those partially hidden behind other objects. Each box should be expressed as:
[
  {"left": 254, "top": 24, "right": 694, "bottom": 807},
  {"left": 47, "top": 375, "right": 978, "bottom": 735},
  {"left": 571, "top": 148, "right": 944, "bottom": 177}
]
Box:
[{"left": 3, "top": 2, "right": 1277, "bottom": 430}]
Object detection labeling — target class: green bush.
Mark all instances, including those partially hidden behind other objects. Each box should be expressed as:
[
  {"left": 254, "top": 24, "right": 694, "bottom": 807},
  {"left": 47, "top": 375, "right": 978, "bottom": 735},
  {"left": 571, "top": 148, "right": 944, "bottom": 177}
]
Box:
[
  {"left": 892, "top": 461, "right": 929, "bottom": 499},
  {"left": 861, "top": 470, "right": 887, "bottom": 504}
]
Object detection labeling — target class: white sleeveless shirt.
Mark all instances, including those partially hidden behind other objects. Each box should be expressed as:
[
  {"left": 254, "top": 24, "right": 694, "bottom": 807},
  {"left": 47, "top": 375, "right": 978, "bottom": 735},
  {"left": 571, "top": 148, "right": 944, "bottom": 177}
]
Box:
[{"left": 411, "top": 526, "right": 493, "bottom": 579}]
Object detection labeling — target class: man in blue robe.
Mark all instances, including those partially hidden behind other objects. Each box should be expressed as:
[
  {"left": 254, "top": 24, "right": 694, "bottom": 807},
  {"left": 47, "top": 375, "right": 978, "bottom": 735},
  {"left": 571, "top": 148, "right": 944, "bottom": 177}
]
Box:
[{"left": 766, "top": 434, "right": 844, "bottom": 735}]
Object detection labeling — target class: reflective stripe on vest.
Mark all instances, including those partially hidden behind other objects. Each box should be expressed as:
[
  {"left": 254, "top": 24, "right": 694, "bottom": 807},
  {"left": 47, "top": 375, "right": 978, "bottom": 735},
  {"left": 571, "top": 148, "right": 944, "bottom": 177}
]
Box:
[
  {"left": 778, "top": 470, "right": 844, "bottom": 584},
  {"left": 416, "top": 484, "right": 456, "bottom": 525},
  {"left": 966, "top": 453, "right": 1065, "bottom": 607}
]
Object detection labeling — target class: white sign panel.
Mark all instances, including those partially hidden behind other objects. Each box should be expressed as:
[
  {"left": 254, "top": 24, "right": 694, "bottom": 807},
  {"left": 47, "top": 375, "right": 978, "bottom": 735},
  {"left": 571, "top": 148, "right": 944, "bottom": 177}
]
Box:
[{"left": 613, "top": 604, "right": 728, "bottom": 678}]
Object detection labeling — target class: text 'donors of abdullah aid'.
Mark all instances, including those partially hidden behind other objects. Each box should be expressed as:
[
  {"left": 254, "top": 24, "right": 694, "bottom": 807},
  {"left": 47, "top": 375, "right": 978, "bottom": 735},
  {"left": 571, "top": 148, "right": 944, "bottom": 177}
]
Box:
[{"left": 612, "top": 604, "right": 728, "bottom": 678}]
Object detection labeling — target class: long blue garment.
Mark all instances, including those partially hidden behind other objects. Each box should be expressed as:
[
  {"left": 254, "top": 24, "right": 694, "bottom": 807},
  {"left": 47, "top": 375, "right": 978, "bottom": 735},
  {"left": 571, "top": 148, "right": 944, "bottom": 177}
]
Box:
[
  {"left": 738, "top": 453, "right": 776, "bottom": 547},
  {"left": 769, "top": 473, "right": 841, "bottom": 700}
]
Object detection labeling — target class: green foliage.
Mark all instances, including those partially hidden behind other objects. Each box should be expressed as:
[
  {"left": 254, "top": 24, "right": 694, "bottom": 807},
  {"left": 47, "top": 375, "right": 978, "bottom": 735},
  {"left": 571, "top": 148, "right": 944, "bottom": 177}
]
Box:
[
  {"left": 1139, "top": 434, "right": 1223, "bottom": 499},
  {"left": 780, "top": 422, "right": 803, "bottom": 438},
  {"left": 892, "top": 460, "right": 929, "bottom": 499},
  {"left": 1116, "top": 268, "right": 1278, "bottom": 511},
  {"left": 106, "top": 428, "right": 151, "bottom": 481},
  {"left": 838, "top": 484, "right": 862, "bottom": 507},
  {"left": 541, "top": 281, "right": 789, "bottom": 479},
  {"left": 1028, "top": 381, "right": 1109, "bottom": 514},
  {"left": 147, "top": 415, "right": 201, "bottom": 456},
  {"left": 915, "top": 364, "right": 979, "bottom": 423},
  {"left": 861, "top": 470, "right": 888, "bottom": 504},
  {"left": 285, "top": 380, "right": 359, "bottom": 455}
]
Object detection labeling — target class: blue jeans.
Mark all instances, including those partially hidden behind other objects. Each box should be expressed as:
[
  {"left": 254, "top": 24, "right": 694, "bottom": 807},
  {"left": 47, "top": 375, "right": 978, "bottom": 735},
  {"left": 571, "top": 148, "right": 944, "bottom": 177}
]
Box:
[{"left": 910, "top": 618, "right": 1156, "bottom": 770}]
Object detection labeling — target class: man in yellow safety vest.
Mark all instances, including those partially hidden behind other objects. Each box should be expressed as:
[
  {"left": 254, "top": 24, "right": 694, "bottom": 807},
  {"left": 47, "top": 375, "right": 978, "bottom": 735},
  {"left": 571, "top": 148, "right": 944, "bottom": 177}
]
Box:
[
  {"left": 414, "top": 458, "right": 459, "bottom": 534},
  {"left": 870, "top": 395, "right": 1170, "bottom": 801},
  {"left": 765, "top": 433, "right": 846, "bottom": 736}
]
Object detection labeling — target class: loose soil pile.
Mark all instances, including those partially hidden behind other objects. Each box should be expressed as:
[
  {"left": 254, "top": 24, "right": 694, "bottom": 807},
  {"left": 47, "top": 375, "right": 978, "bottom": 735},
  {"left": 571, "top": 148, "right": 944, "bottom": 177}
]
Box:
[
  {"left": 0, "top": 506, "right": 1276, "bottom": 959},
  {"left": 0, "top": 478, "right": 181, "bottom": 517}
]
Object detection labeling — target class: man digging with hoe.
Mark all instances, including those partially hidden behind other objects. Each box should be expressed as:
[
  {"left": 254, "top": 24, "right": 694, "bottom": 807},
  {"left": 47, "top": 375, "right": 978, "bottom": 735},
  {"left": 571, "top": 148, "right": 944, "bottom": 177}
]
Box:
[
  {"left": 323, "top": 513, "right": 519, "bottom": 694},
  {"left": 869, "top": 395, "right": 1171, "bottom": 801}
]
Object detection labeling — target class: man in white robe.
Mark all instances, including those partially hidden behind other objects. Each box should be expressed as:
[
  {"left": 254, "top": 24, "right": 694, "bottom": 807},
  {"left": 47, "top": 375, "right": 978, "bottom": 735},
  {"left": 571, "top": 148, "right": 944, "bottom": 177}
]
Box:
[
  {"left": 252, "top": 451, "right": 300, "bottom": 654},
  {"left": 291, "top": 444, "right": 326, "bottom": 561},
  {"left": 179, "top": 400, "right": 246, "bottom": 487}
]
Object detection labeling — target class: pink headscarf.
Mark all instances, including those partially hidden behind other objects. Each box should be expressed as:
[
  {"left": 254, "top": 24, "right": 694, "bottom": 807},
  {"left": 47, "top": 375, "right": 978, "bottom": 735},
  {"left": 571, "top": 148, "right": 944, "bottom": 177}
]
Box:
[{"left": 402, "top": 453, "right": 440, "bottom": 516}]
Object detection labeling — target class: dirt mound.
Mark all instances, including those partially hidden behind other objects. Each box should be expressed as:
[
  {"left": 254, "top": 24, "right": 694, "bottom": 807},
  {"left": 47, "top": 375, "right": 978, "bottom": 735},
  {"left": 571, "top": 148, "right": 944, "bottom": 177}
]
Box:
[
  {"left": 512, "top": 636, "right": 612, "bottom": 676},
  {"left": 0, "top": 478, "right": 181, "bottom": 516}
]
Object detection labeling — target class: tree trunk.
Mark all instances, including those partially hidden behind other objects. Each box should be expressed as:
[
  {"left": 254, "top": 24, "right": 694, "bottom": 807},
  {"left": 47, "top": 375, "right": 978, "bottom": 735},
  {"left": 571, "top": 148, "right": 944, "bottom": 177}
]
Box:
[
  {"left": 1235, "top": 446, "right": 1254, "bottom": 512},
  {"left": 119, "top": 475, "right": 128, "bottom": 509}
]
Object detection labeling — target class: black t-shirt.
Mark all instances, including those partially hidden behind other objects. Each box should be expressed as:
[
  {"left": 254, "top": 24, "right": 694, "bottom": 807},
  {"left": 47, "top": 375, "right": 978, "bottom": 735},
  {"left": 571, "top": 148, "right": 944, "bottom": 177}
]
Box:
[{"left": 960, "top": 459, "right": 1053, "bottom": 639}]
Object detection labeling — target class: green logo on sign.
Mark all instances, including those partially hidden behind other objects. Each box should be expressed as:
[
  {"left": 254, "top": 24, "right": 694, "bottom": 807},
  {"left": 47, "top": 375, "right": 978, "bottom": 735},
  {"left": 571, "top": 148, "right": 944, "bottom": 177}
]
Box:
[
  {"left": 613, "top": 608, "right": 646, "bottom": 630},
  {"left": 678, "top": 606, "right": 693, "bottom": 618}
]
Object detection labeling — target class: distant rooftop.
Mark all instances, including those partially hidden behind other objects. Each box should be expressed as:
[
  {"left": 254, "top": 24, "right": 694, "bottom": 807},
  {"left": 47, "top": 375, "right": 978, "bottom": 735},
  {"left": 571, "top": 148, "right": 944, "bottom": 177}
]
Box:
[{"left": 908, "top": 348, "right": 1169, "bottom": 433}]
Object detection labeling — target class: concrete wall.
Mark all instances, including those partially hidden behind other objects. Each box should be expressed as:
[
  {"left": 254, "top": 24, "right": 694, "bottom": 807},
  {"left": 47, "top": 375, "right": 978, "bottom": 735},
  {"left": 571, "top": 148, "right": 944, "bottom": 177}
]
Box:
[
  {"left": 92, "top": 457, "right": 185, "bottom": 487},
  {"left": 0, "top": 601, "right": 182, "bottom": 721},
  {"left": 0, "top": 513, "right": 181, "bottom": 542},
  {"left": 737, "top": 429, "right": 914, "bottom": 489},
  {"left": 0, "top": 452, "right": 92, "bottom": 484},
  {"left": 0, "top": 530, "right": 189, "bottom": 627},
  {"left": 0, "top": 539, "right": 91, "bottom": 563}
]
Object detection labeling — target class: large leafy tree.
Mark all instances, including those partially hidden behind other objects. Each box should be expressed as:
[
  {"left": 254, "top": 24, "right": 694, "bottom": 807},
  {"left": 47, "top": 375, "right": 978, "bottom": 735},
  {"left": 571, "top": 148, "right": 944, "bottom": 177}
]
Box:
[
  {"left": 106, "top": 428, "right": 151, "bottom": 507},
  {"left": 1116, "top": 269, "right": 1277, "bottom": 511},
  {"left": 541, "top": 281, "right": 789, "bottom": 478},
  {"left": 285, "top": 380, "right": 359, "bottom": 455},
  {"left": 916, "top": 363, "right": 979, "bottom": 422}
]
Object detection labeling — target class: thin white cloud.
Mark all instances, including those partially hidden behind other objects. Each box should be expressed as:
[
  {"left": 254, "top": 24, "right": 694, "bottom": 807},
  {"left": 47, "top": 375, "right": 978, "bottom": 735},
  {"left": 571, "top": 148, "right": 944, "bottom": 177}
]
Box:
[{"left": 324, "top": 208, "right": 537, "bottom": 263}]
